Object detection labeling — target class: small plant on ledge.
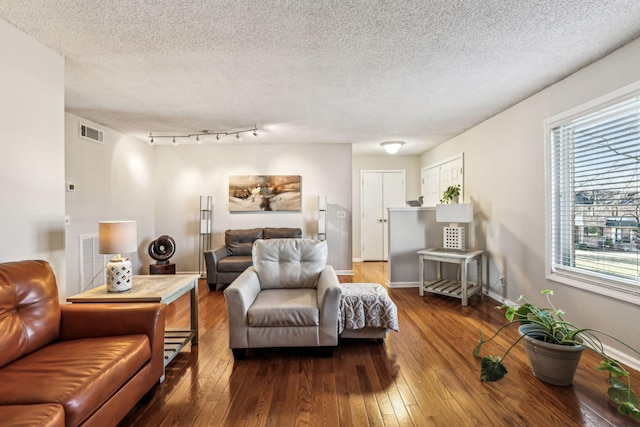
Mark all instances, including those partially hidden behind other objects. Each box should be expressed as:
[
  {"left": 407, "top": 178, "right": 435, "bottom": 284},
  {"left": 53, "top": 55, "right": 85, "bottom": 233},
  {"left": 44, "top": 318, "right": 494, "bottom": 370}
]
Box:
[
  {"left": 440, "top": 185, "right": 461, "bottom": 204},
  {"left": 473, "top": 289, "right": 640, "bottom": 420}
]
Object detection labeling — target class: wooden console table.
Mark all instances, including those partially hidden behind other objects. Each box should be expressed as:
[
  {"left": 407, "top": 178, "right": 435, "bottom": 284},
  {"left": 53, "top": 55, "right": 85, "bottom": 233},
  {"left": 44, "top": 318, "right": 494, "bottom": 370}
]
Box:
[
  {"left": 67, "top": 274, "right": 199, "bottom": 382},
  {"left": 417, "top": 248, "right": 484, "bottom": 306}
]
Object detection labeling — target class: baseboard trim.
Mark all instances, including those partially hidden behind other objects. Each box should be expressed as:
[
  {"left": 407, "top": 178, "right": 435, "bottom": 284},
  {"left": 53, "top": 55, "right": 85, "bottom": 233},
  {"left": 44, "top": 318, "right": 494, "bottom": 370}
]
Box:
[
  {"left": 388, "top": 282, "right": 419, "bottom": 288},
  {"left": 336, "top": 270, "right": 354, "bottom": 276},
  {"left": 352, "top": 258, "right": 363, "bottom": 263}
]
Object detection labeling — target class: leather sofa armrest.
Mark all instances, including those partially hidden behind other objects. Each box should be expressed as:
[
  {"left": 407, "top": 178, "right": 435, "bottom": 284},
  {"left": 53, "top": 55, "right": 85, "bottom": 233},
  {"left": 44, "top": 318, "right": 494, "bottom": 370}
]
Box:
[
  {"left": 316, "top": 265, "right": 342, "bottom": 346},
  {"left": 223, "top": 267, "right": 261, "bottom": 349},
  {"left": 59, "top": 303, "right": 166, "bottom": 341},
  {"left": 59, "top": 303, "right": 167, "bottom": 381},
  {"left": 204, "top": 245, "right": 230, "bottom": 285}
]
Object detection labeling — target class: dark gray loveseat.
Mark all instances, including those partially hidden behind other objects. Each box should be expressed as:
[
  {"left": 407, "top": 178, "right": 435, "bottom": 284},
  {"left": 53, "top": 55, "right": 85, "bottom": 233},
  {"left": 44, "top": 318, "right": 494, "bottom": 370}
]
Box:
[{"left": 204, "top": 227, "right": 302, "bottom": 290}]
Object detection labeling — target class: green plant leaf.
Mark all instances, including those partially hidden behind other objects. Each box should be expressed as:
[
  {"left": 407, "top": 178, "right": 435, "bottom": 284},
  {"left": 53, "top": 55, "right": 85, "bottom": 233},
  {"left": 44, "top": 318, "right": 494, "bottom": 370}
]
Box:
[
  {"left": 515, "top": 304, "right": 533, "bottom": 323},
  {"left": 597, "top": 360, "right": 629, "bottom": 378},
  {"left": 541, "top": 289, "right": 553, "bottom": 295},
  {"left": 480, "top": 355, "right": 508, "bottom": 382},
  {"left": 504, "top": 306, "right": 516, "bottom": 322},
  {"left": 617, "top": 401, "right": 640, "bottom": 419},
  {"left": 609, "top": 379, "right": 631, "bottom": 403}
]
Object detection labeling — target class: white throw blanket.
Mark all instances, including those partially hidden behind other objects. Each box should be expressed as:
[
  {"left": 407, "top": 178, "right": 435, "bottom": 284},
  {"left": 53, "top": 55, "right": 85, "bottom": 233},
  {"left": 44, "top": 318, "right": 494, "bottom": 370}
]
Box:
[{"left": 338, "top": 283, "right": 399, "bottom": 334}]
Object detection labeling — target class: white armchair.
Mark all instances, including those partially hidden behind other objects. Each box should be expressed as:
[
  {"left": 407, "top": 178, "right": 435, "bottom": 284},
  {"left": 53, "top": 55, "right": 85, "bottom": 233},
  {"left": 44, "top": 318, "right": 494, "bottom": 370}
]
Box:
[{"left": 223, "top": 238, "right": 341, "bottom": 359}]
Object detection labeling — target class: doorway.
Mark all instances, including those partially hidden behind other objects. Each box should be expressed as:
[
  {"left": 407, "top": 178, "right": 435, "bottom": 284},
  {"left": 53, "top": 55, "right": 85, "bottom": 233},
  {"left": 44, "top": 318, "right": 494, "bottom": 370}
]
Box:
[{"left": 361, "top": 170, "right": 406, "bottom": 261}]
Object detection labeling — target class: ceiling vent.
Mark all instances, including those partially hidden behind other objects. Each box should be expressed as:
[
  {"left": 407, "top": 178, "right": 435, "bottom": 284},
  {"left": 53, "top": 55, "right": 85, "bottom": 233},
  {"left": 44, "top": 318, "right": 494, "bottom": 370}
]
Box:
[{"left": 79, "top": 122, "right": 104, "bottom": 143}]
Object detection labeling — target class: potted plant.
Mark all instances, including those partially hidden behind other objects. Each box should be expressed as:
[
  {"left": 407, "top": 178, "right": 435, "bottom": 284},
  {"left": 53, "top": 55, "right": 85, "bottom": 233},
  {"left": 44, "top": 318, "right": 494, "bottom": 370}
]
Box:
[
  {"left": 440, "top": 185, "right": 461, "bottom": 204},
  {"left": 473, "top": 289, "right": 640, "bottom": 420}
]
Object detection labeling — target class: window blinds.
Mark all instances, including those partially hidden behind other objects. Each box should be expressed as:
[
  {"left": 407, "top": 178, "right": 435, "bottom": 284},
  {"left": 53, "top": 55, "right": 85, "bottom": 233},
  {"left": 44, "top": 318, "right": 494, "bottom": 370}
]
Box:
[{"left": 550, "top": 95, "right": 640, "bottom": 287}]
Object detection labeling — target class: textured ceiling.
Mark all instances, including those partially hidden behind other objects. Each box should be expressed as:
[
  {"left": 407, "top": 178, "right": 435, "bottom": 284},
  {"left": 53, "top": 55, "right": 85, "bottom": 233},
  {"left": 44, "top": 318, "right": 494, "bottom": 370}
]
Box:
[{"left": 2, "top": 1, "right": 640, "bottom": 154}]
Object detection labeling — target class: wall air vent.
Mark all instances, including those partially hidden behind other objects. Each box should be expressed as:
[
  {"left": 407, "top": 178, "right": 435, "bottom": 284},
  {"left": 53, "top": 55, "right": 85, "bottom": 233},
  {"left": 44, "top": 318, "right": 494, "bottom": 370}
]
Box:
[{"left": 79, "top": 122, "right": 104, "bottom": 143}]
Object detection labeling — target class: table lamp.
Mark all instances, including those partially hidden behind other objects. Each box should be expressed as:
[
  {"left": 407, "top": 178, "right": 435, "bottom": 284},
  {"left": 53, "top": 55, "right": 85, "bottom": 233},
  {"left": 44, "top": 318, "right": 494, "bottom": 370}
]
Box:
[
  {"left": 99, "top": 221, "right": 137, "bottom": 292},
  {"left": 435, "top": 203, "right": 473, "bottom": 250}
]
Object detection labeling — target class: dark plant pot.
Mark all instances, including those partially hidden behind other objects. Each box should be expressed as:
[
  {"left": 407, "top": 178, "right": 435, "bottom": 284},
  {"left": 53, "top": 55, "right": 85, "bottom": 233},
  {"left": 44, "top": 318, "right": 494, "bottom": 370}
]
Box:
[{"left": 518, "top": 324, "right": 585, "bottom": 386}]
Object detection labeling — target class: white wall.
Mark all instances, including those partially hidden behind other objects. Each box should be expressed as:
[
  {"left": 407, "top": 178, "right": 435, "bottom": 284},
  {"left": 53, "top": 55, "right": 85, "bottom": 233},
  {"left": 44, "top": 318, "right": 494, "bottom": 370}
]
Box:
[
  {"left": 0, "top": 19, "right": 66, "bottom": 295},
  {"left": 152, "top": 143, "right": 353, "bottom": 273},
  {"left": 351, "top": 154, "right": 421, "bottom": 260},
  {"left": 64, "top": 113, "right": 155, "bottom": 296},
  {"left": 421, "top": 37, "right": 640, "bottom": 353}
]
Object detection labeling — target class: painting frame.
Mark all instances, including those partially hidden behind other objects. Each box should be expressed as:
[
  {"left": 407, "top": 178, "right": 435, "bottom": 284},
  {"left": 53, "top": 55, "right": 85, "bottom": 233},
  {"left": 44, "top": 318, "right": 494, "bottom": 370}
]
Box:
[{"left": 228, "top": 175, "right": 301, "bottom": 212}]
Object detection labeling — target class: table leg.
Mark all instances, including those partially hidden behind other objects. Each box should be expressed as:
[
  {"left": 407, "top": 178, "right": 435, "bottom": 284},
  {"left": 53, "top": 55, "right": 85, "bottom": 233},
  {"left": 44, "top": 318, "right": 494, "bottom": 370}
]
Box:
[
  {"left": 190, "top": 279, "right": 199, "bottom": 345},
  {"left": 461, "top": 260, "right": 468, "bottom": 306},
  {"left": 419, "top": 256, "right": 424, "bottom": 296},
  {"left": 479, "top": 255, "right": 484, "bottom": 298}
]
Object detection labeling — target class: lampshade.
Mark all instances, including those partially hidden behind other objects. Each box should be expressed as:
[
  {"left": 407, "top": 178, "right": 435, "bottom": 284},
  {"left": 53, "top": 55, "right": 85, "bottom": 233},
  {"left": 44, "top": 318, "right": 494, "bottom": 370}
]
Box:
[
  {"left": 435, "top": 203, "right": 474, "bottom": 223},
  {"left": 380, "top": 141, "right": 405, "bottom": 154},
  {"left": 99, "top": 221, "right": 138, "bottom": 254}
]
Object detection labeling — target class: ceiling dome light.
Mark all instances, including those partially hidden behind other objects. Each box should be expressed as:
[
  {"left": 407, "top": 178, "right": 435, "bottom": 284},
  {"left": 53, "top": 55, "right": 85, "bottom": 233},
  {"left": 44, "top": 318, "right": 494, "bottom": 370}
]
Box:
[{"left": 381, "top": 141, "right": 405, "bottom": 154}]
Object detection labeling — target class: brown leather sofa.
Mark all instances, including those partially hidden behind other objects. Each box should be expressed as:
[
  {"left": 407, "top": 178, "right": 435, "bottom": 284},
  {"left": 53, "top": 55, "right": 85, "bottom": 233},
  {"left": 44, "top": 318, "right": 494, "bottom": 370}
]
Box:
[
  {"left": 204, "top": 227, "right": 302, "bottom": 290},
  {"left": 0, "top": 260, "right": 166, "bottom": 427}
]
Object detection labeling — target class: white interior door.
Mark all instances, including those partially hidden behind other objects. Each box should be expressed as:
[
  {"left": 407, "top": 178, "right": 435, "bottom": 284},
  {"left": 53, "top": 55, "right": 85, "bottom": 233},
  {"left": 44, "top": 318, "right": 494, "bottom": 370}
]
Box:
[
  {"left": 361, "top": 170, "right": 405, "bottom": 261},
  {"left": 382, "top": 172, "right": 406, "bottom": 259},
  {"left": 422, "top": 166, "right": 440, "bottom": 206},
  {"left": 421, "top": 154, "right": 464, "bottom": 206},
  {"left": 362, "top": 172, "right": 384, "bottom": 260}
]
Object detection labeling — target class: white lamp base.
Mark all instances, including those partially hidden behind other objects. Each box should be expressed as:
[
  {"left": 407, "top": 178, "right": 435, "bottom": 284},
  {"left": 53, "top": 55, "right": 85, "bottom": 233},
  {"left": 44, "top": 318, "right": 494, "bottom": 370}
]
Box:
[
  {"left": 106, "top": 257, "right": 133, "bottom": 292},
  {"left": 443, "top": 225, "right": 465, "bottom": 250}
]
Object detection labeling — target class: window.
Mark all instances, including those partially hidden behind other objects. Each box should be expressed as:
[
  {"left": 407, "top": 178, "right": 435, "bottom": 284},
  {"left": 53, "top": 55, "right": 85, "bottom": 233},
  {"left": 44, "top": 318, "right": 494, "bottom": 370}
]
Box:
[{"left": 546, "top": 85, "right": 640, "bottom": 299}]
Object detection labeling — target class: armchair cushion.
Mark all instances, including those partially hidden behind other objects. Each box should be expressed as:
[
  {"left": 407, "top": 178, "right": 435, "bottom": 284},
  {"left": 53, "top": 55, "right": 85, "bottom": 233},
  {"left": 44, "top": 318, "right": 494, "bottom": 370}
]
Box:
[
  {"left": 248, "top": 288, "right": 319, "bottom": 327},
  {"left": 253, "top": 239, "right": 328, "bottom": 289}
]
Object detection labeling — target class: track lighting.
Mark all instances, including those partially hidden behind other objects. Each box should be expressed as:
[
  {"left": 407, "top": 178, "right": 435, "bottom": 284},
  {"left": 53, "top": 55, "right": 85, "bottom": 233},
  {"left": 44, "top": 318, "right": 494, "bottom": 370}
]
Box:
[{"left": 148, "top": 125, "right": 259, "bottom": 145}]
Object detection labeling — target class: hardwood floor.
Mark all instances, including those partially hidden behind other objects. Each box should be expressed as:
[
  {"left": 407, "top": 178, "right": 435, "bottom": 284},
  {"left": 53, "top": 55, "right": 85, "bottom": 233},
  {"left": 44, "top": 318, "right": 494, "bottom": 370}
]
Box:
[{"left": 119, "top": 263, "right": 640, "bottom": 426}]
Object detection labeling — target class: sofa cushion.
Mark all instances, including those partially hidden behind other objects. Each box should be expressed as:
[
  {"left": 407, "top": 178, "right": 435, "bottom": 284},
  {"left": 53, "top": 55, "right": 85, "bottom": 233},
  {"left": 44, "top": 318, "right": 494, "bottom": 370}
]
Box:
[
  {"left": 0, "top": 334, "right": 150, "bottom": 427},
  {"left": 226, "top": 228, "right": 263, "bottom": 256},
  {"left": 0, "top": 260, "right": 60, "bottom": 369},
  {"left": 0, "top": 404, "right": 65, "bottom": 427},
  {"left": 217, "top": 255, "right": 253, "bottom": 273},
  {"left": 248, "top": 288, "right": 319, "bottom": 327},
  {"left": 263, "top": 227, "right": 302, "bottom": 239},
  {"left": 253, "top": 239, "right": 328, "bottom": 289}
]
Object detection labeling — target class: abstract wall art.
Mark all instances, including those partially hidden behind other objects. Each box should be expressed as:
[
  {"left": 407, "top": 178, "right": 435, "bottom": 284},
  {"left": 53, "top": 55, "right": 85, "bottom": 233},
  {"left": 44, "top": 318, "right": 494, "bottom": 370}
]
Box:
[{"left": 229, "top": 175, "right": 301, "bottom": 212}]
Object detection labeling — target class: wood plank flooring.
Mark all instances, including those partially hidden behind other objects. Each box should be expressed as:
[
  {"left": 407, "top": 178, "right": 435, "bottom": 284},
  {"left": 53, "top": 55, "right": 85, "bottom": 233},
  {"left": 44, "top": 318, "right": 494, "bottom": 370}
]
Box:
[{"left": 119, "top": 262, "right": 640, "bottom": 426}]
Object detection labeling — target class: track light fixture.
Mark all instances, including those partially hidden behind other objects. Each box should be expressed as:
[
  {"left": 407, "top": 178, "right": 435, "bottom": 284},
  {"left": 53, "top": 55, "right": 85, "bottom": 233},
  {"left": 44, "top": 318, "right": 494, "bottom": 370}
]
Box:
[{"left": 148, "top": 125, "right": 258, "bottom": 145}]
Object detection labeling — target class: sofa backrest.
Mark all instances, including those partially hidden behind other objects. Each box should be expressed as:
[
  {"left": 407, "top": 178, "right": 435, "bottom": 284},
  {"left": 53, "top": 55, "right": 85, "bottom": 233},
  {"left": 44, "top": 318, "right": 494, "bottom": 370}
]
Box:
[
  {"left": 263, "top": 227, "right": 302, "bottom": 239},
  {"left": 253, "top": 239, "right": 327, "bottom": 289},
  {"left": 225, "top": 227, "right": 303, "bottom": 255},
  {"left": 0, "top": 260, "right": 60, "bottom": 368},
  {"left": 226, "top": 228, "right": 264, "bottom": 256}
]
